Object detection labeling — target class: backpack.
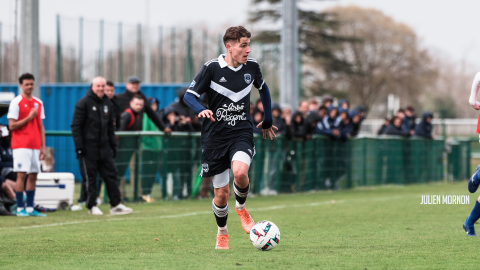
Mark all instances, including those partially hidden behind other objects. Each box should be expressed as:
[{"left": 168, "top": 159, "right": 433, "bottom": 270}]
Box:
[{"left": 125, "top": 108, "right": 136, "bottom": 130}]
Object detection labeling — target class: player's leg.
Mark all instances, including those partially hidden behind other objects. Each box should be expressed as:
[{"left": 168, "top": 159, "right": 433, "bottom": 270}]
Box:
[
  {"left": 213, "top": 169, "right": 230, "bottom": 249},
  {"left": 13, "top": 149, "right": 30, "bottom": 216},
  {"left": 2, "top": 180, "right": 15, "bottom": 200},
  {"left": 468, "top": 165, "right": 480, "bottom": 193},
  {"left": 25, "top": 149, "right": 46, "bottom": 216},
  {"left": 231, "top": 152, "right": 255, "bottom": 234},
  {"left": 14, "top": 172, "right": 26, "bottom": 215},
  {"left": 464, "top": 195, "right": 480, "bottom": 236}
]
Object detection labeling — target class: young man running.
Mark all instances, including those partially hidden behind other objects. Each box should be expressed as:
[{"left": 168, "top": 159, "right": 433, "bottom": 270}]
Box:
[{"left": 184, "top": 26, "right": 277, "bottom": 249}]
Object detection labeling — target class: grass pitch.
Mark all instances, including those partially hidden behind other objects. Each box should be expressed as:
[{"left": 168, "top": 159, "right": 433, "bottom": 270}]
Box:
[{"left": 0, "top": 181, "right": 478, "bottom": 269}]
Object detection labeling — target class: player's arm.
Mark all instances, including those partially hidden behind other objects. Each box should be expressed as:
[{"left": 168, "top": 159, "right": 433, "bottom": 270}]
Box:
[
  {"left": 183, "top": 64, "right": 215, "bottom": 122},
  {"left": 39, "top": 118, "right": 46, "bottom": 160},
  {"left": 144, "top": 97, "right": 171, "bottom": 134},
  {"left": 469, "top": 72, "right": 480, "bottom": 110},
  {"left": 71, "top": 100, "right": 86, "bottom": 156},
  {"left": 255, "top": 82, "right": 278, "bottom": 140},
  {"left": 8, "top": 103, "right": 37, "bottom": 131}
]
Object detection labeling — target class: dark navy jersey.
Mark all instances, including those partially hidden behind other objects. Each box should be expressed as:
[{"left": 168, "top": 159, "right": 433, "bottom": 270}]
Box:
[{"left": 187, "top": 54, "right": 265, "bottom": 150}]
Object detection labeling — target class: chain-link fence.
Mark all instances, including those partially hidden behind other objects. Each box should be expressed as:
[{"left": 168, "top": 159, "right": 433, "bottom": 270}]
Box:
[
  {"left": 0, "top": 16, "right": 282, "bottom": 100},
  {"left": 45, "top": 131, "right": 467, "bottom": 202}
]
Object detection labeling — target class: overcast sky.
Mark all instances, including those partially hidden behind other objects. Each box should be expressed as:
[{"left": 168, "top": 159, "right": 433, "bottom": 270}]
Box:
[{"left": 0, "top": 0, "right": 479, "bottom": 68}]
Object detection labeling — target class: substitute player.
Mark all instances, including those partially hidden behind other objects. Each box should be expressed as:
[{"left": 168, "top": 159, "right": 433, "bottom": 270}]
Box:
[
  {"left": 184, "top": 26, "right": 277, "bottom": 249},
  {"left": 7, "top": 73, "right": 47, "bottom": 217}
]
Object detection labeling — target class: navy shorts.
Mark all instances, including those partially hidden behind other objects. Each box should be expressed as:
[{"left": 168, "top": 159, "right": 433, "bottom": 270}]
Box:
[{"left": 200, "top": 140, "right": 255, "bottom": 177}]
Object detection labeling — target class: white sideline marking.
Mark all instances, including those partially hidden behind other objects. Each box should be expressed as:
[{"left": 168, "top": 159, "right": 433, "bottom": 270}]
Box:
[{"left": 1, "top": 195, "right": 412, "bottom": 231}]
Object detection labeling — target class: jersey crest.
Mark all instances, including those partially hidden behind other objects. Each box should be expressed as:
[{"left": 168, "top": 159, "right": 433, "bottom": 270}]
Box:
[{"left": 244, "top": 73, "right": 251, "bottom": 84}]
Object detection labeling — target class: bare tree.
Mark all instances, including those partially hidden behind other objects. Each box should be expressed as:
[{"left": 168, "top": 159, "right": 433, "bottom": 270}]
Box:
[{"left": 308, "top": 6, "right": 438, "bottom": 111}]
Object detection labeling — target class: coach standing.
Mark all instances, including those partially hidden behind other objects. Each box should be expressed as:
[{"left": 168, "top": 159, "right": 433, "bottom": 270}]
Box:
[
  {"left": 71, "top": 77, "right": 132, "bottom": 216},
  {"left": 7, "top": 73, "right": 47, "bottom": 217}
]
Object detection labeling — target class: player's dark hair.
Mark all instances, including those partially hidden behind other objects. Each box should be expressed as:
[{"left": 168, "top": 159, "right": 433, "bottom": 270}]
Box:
[
  {"left": 106, "top": 80, "right": 115, "bottom": 87},
  {"left": 131, "top": 94, "right": 144, "bottom": 102},
  {"left": 18, "top": 73, "right": 35, "bottom": 84},
  {"left": 223, "top": 26, "right": 251, "bottom": 46},
  {"left": 390, "top": 116, "right": 401, "bottom": 124},
  {"left": 318, "top": 105, "right": 327, "bottom": 111}
]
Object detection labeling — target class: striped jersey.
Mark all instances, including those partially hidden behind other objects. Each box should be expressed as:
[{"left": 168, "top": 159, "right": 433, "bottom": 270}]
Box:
[{"left": 187, "top": 54, "right": 265, "bottom": 149}]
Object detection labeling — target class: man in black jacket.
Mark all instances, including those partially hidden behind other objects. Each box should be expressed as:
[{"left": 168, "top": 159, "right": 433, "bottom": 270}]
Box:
[
  {"left": 105, "top": 80, "right": 121, "bottom": 129},
  {"left": 71, "top": 77, "right": 133, "bottom": 216},
  {"left": 115, "top": 76, "right": 171, "bottom": 134}
]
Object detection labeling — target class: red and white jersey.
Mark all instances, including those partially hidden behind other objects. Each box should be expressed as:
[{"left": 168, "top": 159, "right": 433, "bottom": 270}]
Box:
[{"left": 7, "top": 95, "right": 45, "bottom": 150}]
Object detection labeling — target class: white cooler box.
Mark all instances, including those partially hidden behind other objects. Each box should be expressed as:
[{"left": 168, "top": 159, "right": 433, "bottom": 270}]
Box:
[{"left": 35, "top": 173, "right": 75, "bottom": 210}]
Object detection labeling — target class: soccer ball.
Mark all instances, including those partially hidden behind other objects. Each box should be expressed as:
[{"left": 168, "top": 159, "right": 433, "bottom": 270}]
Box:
[{"left": 249, "top": 221, "right": 280, "bottom": 251}]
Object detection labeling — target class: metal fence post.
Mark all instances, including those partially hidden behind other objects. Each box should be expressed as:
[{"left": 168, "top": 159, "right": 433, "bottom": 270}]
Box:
[
  {"left": 118, "top": 22, "right": 123, "bottom": 82},
  {"left": 158, "top": 26, "right": 163, "bottom": 82},
  {"left": 99, "top": 20, "right": 104, "bottom": 76},
  {"left": 56, "top": 14, "right": 63, "bottom": 83},
  {"left": 78, "top": 17, "right": 83, "bottom": 82}
]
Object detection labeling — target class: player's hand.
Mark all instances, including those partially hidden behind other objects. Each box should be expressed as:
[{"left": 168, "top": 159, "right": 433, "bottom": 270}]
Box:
[
  {"left": 473, "top": 102, "right": 480, "bottom": 110},
  {"left": 198, "top": 110, "right": 215, "bottom": 122},
  {"left": 28, "top": 108, "right": 38, "bottom": 120},
  {"left": 256, "top": 122, "right": 278, "bottom": 140},
  {"left": 39, "top": 147, "right": 46, "bottom": 161},
  {"left": 179, "top": 115, "right": 187, "bottom": 125}
]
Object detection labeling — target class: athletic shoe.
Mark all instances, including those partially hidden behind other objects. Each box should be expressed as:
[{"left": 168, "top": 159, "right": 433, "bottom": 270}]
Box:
[
  {"left": 215, "top": 234, "right": 229, "bottom": 249},
  {"left": 16, "top": 209, "right": 29, "bottom": 217},
  {"left": 88, "top": 206, "right": 103, "bottom": 215},
  {"left": 28, "top": 209, "right": 47, "bottom": 217},
  {"left": 235, "top": 206, "right": 255, "bottom": 234},
  {"left": 464, "top": 220, "right": 477, "bottom": 236},
  {"left": 468, "top": 165, "right": 480, "bottom": 193},
  {"left": 110, "top": 204, "right": 133, "bottom": 215}
]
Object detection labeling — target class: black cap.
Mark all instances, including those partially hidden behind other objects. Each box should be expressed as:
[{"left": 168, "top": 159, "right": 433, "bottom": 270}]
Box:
[{"left": 128, "top": 76, "right": 140, "bottom": 83}]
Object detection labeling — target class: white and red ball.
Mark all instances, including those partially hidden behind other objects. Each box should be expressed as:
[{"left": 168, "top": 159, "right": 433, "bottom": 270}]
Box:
[{"left": 249, "top": 221, "right": 280, "bottom": 251}]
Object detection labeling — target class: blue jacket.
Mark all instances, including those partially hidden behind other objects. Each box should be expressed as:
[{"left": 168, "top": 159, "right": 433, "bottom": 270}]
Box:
[
  {"left": 323, "top": 105, "right": 338, "bottom": 129},
  {"left": 334, "top": 108, "right": 349, "bottom": 127},
  {"left": 349, "top": 109, "right": 361, "bottom": 136},
  {"left": 414, "top": 112, "right": 433, "bottom": 138},
  {"left": 338, "top": 99, "right": 349, "bottom": 109}
]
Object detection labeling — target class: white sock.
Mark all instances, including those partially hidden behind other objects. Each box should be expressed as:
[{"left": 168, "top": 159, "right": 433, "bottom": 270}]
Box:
[
  {"left": 218, "top": 225, "right": 228, "bottom": 235},
  {"left": 236, "top": 201, "right": 245, "bottom": 210},
  {"left": 17, "top": 207, "right": 24, "bottom": 213},
  {"left": 26, "top": 207, "right": 34, "bottom": 213}
]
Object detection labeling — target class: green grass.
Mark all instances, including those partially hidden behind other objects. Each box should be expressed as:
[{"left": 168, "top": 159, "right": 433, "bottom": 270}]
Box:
[{"left": 1, "top": 181, "right": 478, "bottom": 269}]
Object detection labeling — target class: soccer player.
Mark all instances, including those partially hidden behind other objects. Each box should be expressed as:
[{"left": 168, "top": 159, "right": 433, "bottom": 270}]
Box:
[
  {"left": 465, "top": 72, "right": 480, "bottom": 235},
  {"left": 183, "top": 26, "right": 277, "bottom": 249},
  {"left": 7, "top": 73, "right": 47, "bottom": 217}
]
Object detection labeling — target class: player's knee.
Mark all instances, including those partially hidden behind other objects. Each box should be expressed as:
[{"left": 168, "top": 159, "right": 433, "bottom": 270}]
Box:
[
  {"left": 233, "top": 168, "right": 248, "bottom": 184},
  {"left": 216, "top": 192, "right": 229, "bottom": 205},
  {"left": 215, "top": 187, "right": 229, "bottom": 201}
]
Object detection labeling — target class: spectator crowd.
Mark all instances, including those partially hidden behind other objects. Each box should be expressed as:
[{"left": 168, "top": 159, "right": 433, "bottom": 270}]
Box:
[{"left": 377, "top": 106, "right": 434, "bottom": 139}]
